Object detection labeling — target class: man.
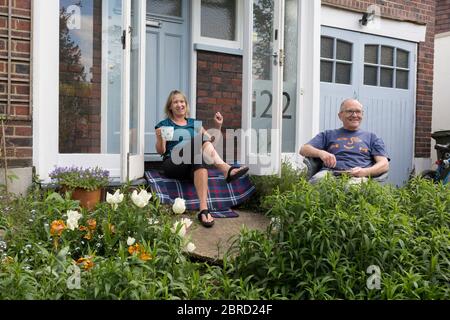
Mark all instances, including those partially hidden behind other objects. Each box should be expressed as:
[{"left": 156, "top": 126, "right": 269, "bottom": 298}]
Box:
[{"left": 299, "top": 99, "right": 389, "bottom": 184}]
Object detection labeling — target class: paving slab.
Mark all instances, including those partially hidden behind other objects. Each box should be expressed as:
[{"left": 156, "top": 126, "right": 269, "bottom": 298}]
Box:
[{"left": 184, "top": 210, "right": 270, "bottom": 262}]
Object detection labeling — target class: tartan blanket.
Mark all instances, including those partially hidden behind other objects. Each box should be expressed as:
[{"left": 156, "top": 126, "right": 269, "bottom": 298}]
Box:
[{"left": 144, "top": 168, "right": 255, "bottom": 216}]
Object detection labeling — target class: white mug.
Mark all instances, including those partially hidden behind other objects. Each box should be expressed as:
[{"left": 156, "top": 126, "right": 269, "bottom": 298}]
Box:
[{"left": 160, "top": 126, "right": 174, "bottom": 141}]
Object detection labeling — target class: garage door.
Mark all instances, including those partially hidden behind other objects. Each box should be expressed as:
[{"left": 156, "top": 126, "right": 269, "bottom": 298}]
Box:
[{"left": 320, "top": 26, "right": 417, "bottom": 186}]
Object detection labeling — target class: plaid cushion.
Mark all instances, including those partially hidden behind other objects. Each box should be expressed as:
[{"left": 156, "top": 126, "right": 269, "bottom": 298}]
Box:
[{"left": 144, "top": 168, "right": 255, "bottom": 212}]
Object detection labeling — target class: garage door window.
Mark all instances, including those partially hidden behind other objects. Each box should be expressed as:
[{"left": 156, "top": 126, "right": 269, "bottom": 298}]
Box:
[
  {"left": 320, "top": 36, "right": 353, "bottom": 85},
  {"left": 364, "top": 45, "right": 410, "bottom": 89}
]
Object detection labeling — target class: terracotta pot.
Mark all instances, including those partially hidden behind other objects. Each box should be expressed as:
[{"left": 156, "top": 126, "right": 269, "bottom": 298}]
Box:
[{"left": 71, "top": 188, "right": 102, "bottom": 211}]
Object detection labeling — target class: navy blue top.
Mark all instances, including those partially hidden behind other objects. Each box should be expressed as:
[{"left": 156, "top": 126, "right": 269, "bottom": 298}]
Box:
[
  {"left": 307, "top": 128, "right": 389, "bottom": 171},
  {"left": 155, "top": 118, "right": 202, "bottom": 158}
]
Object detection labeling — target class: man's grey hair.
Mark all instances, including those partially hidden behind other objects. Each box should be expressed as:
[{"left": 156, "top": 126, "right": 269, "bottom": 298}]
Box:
[{"left": 339, "top": 99, "right": 363, "bottom": 112}]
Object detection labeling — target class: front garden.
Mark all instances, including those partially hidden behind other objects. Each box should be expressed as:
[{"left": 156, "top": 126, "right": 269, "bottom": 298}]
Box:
[{"left": 0, "top": 167, "right": 449, "bottom": 299}]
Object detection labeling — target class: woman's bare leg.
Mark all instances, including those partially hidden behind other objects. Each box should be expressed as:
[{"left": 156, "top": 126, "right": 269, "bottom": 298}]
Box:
[
  {"left": 202, "top": 141, "right": 244, "bottom": 177},
  {"left": 193, "top": 168, "right": 213, "bottom": 223}
]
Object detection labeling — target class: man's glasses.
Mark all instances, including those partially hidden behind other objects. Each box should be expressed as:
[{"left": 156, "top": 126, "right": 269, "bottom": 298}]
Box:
[{"left": 343, "top": 110, "right": 363, "bottom": 116}]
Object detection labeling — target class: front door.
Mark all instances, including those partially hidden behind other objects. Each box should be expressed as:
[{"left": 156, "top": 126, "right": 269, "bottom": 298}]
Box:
[
  {"left": 243, "top": 0, "right": 285, "bottom": 176},
  {"left": 145, "top": 0, "right": 190, "bottom": 156},
  {"left": 55, "top": 0, "right": 145, "bottom": 182}
]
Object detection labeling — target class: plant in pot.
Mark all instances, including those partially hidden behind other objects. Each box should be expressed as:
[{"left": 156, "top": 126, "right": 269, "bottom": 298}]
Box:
[{"left": 49, "top": 166, "right": 110, "bottom": 211}]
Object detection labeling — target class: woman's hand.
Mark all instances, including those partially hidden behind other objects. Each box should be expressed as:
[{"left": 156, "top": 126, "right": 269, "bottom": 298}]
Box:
[
  {"left": 213, "top": 112, "right": 223, "bottom": 129},
  {"left": 155, "top": 128, "right": 163, "bottom": 140}
]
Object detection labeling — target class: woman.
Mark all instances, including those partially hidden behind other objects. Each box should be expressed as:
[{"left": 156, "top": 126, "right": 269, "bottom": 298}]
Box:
[{"left": 155, "top": 90, "right": 249, "bottom": 228}]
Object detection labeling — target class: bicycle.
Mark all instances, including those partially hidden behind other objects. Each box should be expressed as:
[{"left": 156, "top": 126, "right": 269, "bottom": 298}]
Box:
[{"left": 421, "top": 130, "right": 450, "bottom": 185}]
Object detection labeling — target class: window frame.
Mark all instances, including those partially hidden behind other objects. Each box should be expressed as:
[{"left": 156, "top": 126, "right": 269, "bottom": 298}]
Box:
[
  {"left": 192, "top": 0, "right": 243, "bottom": 51},
  {"left": 363, "top": 44, "right": 410, "bottom": 90},
  {"left": 320, "top": 36, "right": 353, "bottom": 85}
]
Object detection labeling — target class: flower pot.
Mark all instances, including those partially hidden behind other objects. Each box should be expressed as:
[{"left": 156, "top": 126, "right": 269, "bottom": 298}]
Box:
[{"left": 71, "top": 188, "right": 102, "bottom": 211}]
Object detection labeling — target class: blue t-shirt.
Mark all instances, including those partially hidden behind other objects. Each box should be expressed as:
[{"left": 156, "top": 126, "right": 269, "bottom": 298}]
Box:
[
  {"left": 307, "top": 128, "right": 389, "bottom": 170},
  {"left": 155, "top": 118, "right": 202, "bottom": 158}
]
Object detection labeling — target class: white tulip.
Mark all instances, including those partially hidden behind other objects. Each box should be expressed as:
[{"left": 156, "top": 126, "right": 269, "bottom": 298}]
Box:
[
  {"left": 106, "top": 189, "right": 124, "bottom": 210},
  {"left": 172, "top": 198, "right": 186, "bottom": 214},
  {"left": 127, "top": 237, "right": 136, "bottom": 246},
  {"left": 171, "top": 221, "right": 187, "bottom": 238},
  {"left": 180, "top": 218, "right": 193, "bottom": 229},
  {"left": 131, "top": 189, "right": 152, "bottom": 208},
  {"left": 185, "top": 242, "right": 196, "bottom": 253},
  {"left": 66, "top": 210, "right": 82, "bottom": 231}
]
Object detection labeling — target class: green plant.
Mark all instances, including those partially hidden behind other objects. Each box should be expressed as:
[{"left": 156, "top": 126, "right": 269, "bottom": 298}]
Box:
[{"left": 49, "top": 166, "right": 110, "bottom": 191}]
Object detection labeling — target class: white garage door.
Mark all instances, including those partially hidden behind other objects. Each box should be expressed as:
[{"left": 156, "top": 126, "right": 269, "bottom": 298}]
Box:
[{"left": 320, "top": 26, "right": 417, "bottom": 186}]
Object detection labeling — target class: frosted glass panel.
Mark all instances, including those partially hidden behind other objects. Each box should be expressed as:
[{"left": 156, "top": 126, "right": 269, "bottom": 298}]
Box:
[
  {"left": 321, "top": 61, "right": 333, "bottom": 82},
  {"left": 201, "top": 0, "right": 236, "bottom": 41},
  {"left": 252, "top": 0, "right": 274, "bottom": 154},
  {"left": 397, "top": 49, "right": 409, "bottom": 68},
  {"left": 147, "top": 0, "right": 181, "bottom": 17},
  {"left": 364, "top": 66, "right": 377, "bottom": 86},
  {"left": 396, "top": 70, "right": 409, "bottom": 89},
  {"left": 365, "top": 45, "right": 378, "bottom": 64},
  {"left": 321, "top": 37, "right": 333, "bottom": 59},
  {"left": 282, "top": 0, "right": 298, "bottom": 153},
  {"left": 381, "top": 46, "right": 394, "bottom": 66},
  {"left": 336, "top": 63, "right": 351, "bottom": 84},
  {"left": 380, "top": 68, "right": 393, "bottom": 88},
  {"left": 336, "top": 40, "right": 352, "bottom": 62}
]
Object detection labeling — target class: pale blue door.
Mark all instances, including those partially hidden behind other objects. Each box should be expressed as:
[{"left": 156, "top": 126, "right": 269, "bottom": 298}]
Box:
[
  {"left": 145, "top": 0, "right": 189, "bottom": 155},
  {"left": 320, "top": 27, "right": 416, "bottom": 186},
  {"left": 358, "top": 34, "right": 416, "bottom": 187}
]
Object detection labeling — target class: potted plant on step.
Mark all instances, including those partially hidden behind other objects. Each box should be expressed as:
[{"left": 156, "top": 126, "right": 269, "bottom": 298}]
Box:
[{"left": 49, "top": 166, "right": 110, "bottom": 211}]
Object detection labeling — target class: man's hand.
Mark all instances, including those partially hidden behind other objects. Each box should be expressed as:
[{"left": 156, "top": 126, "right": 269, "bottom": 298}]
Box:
[
  {"left": 213, "top": 112, "right": 223, "bottom": 128},
  {"left": 319, "top": 150, "right": 337, "bottom": 168},
  {"left": 349, "top": 167, "right": 369, "bottom": 177}
]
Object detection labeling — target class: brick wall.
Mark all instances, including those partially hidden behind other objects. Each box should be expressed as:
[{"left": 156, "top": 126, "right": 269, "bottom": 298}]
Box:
[
  {"left": 436, "top": 0, "right": 450, "bottom": 34},
  {"left": 0, "top": 0, "right": 32, "bottom": 168},
  {"left": 196, "top": 51, "right": 242, "bottom": 163},
  {"left": 323, "top": 0, "right": 436, "bottom": 158}
]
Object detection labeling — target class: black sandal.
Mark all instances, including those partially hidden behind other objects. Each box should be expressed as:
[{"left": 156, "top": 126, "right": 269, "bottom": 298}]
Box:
[
  {"left": 225, "top": 166, "right": 249, "bottom": 183},
  {"left": 198, "top": 210, "right": 214, "bottom": 228}
]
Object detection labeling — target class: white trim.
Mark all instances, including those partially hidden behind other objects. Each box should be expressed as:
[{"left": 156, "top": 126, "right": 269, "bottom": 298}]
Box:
[
  {"left": 297, "top": 0, "right": 321, "bottom": 146},
  {"left": 189, "top": 1, "right": 197, "bottom": 118},
  {"left": 121, "top": 0, "right": 131, "bottom": 182},
  {"left": 321, "top": 5, "right": 426, "bottom": 43},
  {"left": 436, "top": 31, "right": 450, "bottom": 39},
  {"left": 32, "top": 0, "right": 59, "bottom": 183},
  {"left": 192, "top": 0, "right": 243, "bottom": 50},
  {"left": 241, "top": 0, "right": 251, "bottom": 168},
  {"left": 193, "top": 43, "right": 243, "bottom": 56}
]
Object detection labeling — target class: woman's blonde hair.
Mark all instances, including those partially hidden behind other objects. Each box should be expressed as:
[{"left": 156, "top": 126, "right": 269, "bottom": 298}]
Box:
[{"left": 164, "top": 90, "right": 190, "bottom": 119}]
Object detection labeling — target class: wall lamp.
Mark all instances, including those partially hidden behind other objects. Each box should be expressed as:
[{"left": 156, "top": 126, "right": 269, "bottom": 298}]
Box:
[{"left": 359, "top": 11, "right": 375, "bottom": 26}]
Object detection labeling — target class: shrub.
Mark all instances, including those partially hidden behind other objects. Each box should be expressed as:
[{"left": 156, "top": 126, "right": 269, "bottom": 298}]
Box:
[{"left": 231, "top": 176, "right": 450, "bottom": 299}]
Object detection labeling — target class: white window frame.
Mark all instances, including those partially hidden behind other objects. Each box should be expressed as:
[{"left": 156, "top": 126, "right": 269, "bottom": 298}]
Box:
[{"left": 192, "top": 0, "right": 243, "bottom": 50}]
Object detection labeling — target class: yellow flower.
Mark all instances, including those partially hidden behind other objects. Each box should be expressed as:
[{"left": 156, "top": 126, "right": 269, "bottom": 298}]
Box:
[
  {"left": 128, "top": 243, "right": 141, "bottom": 255},
  {"left": 76, "top": 257, "right": 94, "bottom": 271},
  {"left": 50, "top": 220, "right": 66, "bottom": 237},
  {"left": 87, "top": 219, "right": 97, "bottom": 230},
  {"left": 139, "top": 252, "right": 152, "bottom": 261}
]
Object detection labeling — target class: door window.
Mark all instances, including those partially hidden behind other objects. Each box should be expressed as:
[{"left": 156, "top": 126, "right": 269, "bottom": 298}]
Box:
[
  {"left": 320, "top": 36, "right": 353, "bottom": 85},
  {"left": 201, "top": 0, "right": 236, "bottom": 41},
  {"left": 364, "top": 45, "right": 410, "bottom": 89},
  {"left": 146, "top": 0, "right": 182, "bottom": 17}
]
